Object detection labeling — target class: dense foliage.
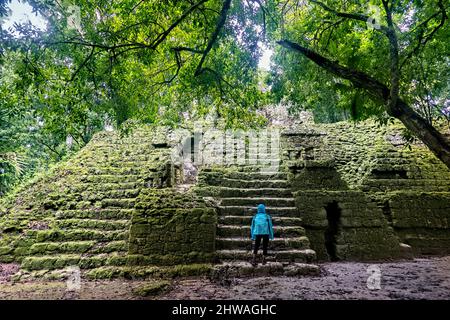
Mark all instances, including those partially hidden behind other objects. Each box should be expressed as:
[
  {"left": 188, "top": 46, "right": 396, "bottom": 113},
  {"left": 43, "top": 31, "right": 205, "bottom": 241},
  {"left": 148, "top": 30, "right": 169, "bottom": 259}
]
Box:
[
  {"left": 0, "top": 0, "right": 449, "bottom": 194},
  {"left": 269, "top": 0, "right": 449, "bottom": 125}
]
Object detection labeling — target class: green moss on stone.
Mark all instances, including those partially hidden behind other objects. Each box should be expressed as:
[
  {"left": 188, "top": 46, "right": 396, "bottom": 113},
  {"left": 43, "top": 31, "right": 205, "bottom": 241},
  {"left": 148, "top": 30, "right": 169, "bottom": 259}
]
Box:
[{"left": 133, "top": 280, "right": 171, "bottom": 297}]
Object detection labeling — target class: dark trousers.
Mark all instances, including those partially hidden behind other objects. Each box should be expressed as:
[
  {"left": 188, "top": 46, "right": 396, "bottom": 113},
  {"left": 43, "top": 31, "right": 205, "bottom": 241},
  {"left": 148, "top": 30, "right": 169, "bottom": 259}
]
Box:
[{"left": 253, "top": 235, "right": 269, "bottom": 255}]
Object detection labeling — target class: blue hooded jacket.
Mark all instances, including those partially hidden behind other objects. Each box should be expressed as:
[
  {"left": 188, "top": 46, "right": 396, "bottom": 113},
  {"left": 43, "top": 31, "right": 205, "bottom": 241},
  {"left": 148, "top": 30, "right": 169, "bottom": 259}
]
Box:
[{"left": 251, "top": 204, "right": 274, "bottom": 240}]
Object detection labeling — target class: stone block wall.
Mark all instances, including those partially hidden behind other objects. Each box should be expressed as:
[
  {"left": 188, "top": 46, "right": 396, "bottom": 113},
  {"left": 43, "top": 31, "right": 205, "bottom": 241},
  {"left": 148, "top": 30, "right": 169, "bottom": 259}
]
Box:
[
  {"left": 387, "top": 191, "right": 450, "bottom": 255},
  {"left": 282, "top": 121, "right": 450, "bottom": 260},
  {"left": 128, "top": 188, "right": 217, "bottom": 265},
  {"left": 360, "top": 147, "right": 450, "bottom": 192},
  {"left": 281, "top": 130, "right": 328, "bottom": 162},
  {"left": 287, "top": 160, "right": 348, "bottom": 191},
  {"left": 283, "top": 122, "right": 450, "bottom": 191},
  {"left": 1, "top": 120, "right": 449, "bottom": 270},
  {"left": 0, "top": 126, "right": 195, "bottom": 270},
  {"left": 295, "top": 189, "right": 403, "bottom": 261}
]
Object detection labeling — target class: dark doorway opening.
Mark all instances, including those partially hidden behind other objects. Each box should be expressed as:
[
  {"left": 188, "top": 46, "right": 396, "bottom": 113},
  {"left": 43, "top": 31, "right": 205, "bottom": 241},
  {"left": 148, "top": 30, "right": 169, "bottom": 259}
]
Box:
[
  {"left": 381, "top": 200, "right": 393, "bottom": 224},
  {"left": 190, "top": 136, "right": 195, "bottom": 162},
  {"left": 371, "top": 169, "right": 408, "bottom": 179},
  {"left": 324, "top": 201, "right": 342, "bottom": 261}
]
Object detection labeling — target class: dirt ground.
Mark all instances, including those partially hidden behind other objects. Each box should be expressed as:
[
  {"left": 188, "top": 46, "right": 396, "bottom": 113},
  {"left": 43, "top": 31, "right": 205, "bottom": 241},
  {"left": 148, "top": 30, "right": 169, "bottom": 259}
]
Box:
[{"left": 1, "top": 256, "right": 449, "bottom": 300}]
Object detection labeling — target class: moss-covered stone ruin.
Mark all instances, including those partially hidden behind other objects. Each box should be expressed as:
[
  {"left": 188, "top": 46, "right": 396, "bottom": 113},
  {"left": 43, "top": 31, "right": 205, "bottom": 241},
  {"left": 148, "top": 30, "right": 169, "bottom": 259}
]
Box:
[
  {"left": 0, "top": 120, "right": 449, "bottom": 279},
  {"left": 283, "top": 121, "right": 450, "bottom": 260}
]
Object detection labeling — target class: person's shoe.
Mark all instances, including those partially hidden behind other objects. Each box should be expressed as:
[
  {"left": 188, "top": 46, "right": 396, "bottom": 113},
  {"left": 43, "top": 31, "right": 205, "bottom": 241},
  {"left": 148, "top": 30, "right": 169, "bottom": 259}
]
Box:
[
  {"left": 262, "top": 255, "right": 267, "bottom": 265},
  {"left": 251, "top": 254, "right": 258, "bottom": 267}
]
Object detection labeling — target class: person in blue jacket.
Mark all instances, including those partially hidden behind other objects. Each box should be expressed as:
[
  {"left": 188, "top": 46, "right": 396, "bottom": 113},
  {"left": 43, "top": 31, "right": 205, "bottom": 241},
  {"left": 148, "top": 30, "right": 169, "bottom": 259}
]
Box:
[{"left": 250, "top": 204, "right": 274, "bottom": 266}]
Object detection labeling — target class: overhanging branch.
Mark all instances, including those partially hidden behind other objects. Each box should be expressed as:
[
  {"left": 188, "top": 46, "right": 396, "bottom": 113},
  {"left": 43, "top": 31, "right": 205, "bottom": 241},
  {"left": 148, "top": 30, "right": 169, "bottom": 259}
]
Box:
[
  {"left": 309, "top": 0, "right": 389, "bottom": 35},
  {"left": 277, "top": 38, "right": 450, "bottom": 169},
  {"left": 382, "top": 0, "right": 400, "bottom": 114},
  {"left": 277, "top": 39, "right": 389, "bottom": 104},
  {"left": 195, "top": 0, "right": 232, "bottom": 76},
  {"left": 400, "top": 0, "right": 448, "bottom": 69},
  {"left": 151, "top": 0, "right": 210, "bottom": 49}
]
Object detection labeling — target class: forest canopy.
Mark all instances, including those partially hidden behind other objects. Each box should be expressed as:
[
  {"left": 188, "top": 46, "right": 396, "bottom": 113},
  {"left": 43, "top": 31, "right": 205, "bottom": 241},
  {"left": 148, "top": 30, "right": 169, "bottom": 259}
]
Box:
[{"left": 1, "top": 0, "right": 449, "bottom": 194}]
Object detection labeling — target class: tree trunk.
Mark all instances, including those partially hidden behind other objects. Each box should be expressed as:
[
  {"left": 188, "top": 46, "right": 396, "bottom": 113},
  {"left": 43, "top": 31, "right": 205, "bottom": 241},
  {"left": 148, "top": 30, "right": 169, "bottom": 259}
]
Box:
[
  {"left": 277, "top": 39, "right": 450, "bottom": 170},
  {"left": 395, "top": 99, "right": 450, "bottom": 167}
]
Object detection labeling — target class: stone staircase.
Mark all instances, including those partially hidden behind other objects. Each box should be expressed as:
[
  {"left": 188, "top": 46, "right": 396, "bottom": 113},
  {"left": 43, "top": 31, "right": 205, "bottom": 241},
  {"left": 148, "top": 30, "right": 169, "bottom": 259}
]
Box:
[
  {"left": 1, "top": 127, "right": 320, "bottom": 279},
  {"left": 198, "top": 167, "right": 319, "bottom": 277},
  {"left": 1, "top": 129, "right": 175, "bottom": 272}
]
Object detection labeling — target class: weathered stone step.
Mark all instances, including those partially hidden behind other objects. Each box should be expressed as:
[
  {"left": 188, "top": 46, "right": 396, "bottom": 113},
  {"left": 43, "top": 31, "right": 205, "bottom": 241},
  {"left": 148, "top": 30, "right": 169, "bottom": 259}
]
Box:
[
  {"left": 220, "top": 197, "right": 295, "bottom": 207},
  {"left": 362, "top": 178, "right": 450, "bottom": 190},
  {"left": 221, "top": 157, "right": 281, "bottom": 164},
  {"left": 21, "top": 253, "right": 128, "bottom": 270},
  {"left": 211, "top": 261, "right": 320, "bottom": 278},
  {"left": 217, "top": 225, "right": 305, "bottom": 237},
  {"left": 244, "top": 161, "right": 281, "bottom": 167},
  {"left": 81, "top": 188, "right": 141, "bottom": 200},
  {"left": 97, "top": 148, "right": 166, "bottom": 155},
  {"left": 79, "top": 148, "right": 168, "bottom": 157},
  {"left": 88, "top": 241, "right": 129, "bottom": 254},
  {"left": 213, "top": 187, "right": 292, "bottom": 198},
  {"left": 29, "top": 241, "right": 95, "bottom": 255},
  {"left": 247, "top": 147, "right": 280, "bottom": 152},
  {"left": 218, "top": 206, "right": 299, "bottom": 216},
  {"left": 202, "top": 171, "right": 287, "bottom": 181},
  {"left": 80, "top": 153, "right": 166, "bottom": 162},
  {"left": 78, "top": 161, "right": 165, "bottom": 170},
  {"left": 227, "top": 172, "right": 287, "bottom": 179},
  {"left": 55, "top": 201, "right": 124, "bottom": 211},
  {"left": 245, "top": 156, "right": 280, "bottom": 162},
  {"left": 216, "top": 236, "right": 310, "bottom": 250},
  {"left": 223, "top": 166, "right": 289, "bottom": 174},
  {"left": 53, "top": 219, "right": 130, "bottom": 231},
  {"left": 28, "top": 240, "right": 127, "bottom": 255},
  {"left": 91, "top": 144, "right": 163, "bottom": 151},
  {"left": 246, "top": 147, "right": 280, "bottom": 153},
  {"left": 80, "top": 175, "right": 141, "bottom": 184},
  {"left": 55, "top": 209, "right": 135, "bottom": 220},
  {"left": 219, "top": 215, "right": 302, "bottom": 226},
  {"left": 101, "top": 198, "right": 136, "bottom": 208},
  {"left": 202, "top": 178, "right": 289, "bottom": 189},
  {"left": 70, "top": 182, "right": 144, "bottom": 192},
  {"left": 75, "top": 158, "right": 165, "bottom": 166},
  {"left": 243, "top": 162, "right": 281, "bottom": 168},
  {"left": 28, "top": 229, "right": 128, "bottom": 242},
  {"left": 224, "top": 146, "right": 280, "bottom": 158},
  {"left": 59, "top": 189, "right": 140, "bottom": 202},
  {"left": 84, "top": 167, "right": 155, "bottom": 176},
  {"left": 216, "top": 249, "right": 316, "bottom": 263},
  {"left": 90, "top": 137, "right": 155, "bottom": 143}
]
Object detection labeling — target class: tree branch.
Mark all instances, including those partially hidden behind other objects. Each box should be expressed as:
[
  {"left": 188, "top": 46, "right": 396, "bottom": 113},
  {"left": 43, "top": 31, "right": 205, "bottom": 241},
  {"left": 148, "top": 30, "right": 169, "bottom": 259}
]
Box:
[
  {"left": 68, "top": 46, "right": 95, "bottom": 82},
  {"left": 309, "top": 0, "right": 389, "bottom": 35},
  {"left": 277, "top": 39, "right": 450, "bottom": 169},
  {"left": 172, "top": 46, "right": 204, "bottom": 54},
  {"left": 36, "top": 138, "right": 63, "bottom": 160},
  {"left": 151, "top": 0, "right": 210, "bottom": 49},
  {"left": 195, "top": 0, "right": 232, "bottom": 76},
  {"left": 154, "top": 49, "right": 183, "bottom": 85},
  {"left": 382, "top": 0, "right": 400, "bottom": 114},
  {"left": 400, "top": 0, "right": 448, "bottom": 69},
  {"left": 46, "top": 0, "right": 210, "bottom": 55},
  {"left": 128, "top": 0, "right": 146, "bottom": 14},
  {"left": 277, "top": 39, "right": 389, "bottom": 103}
]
